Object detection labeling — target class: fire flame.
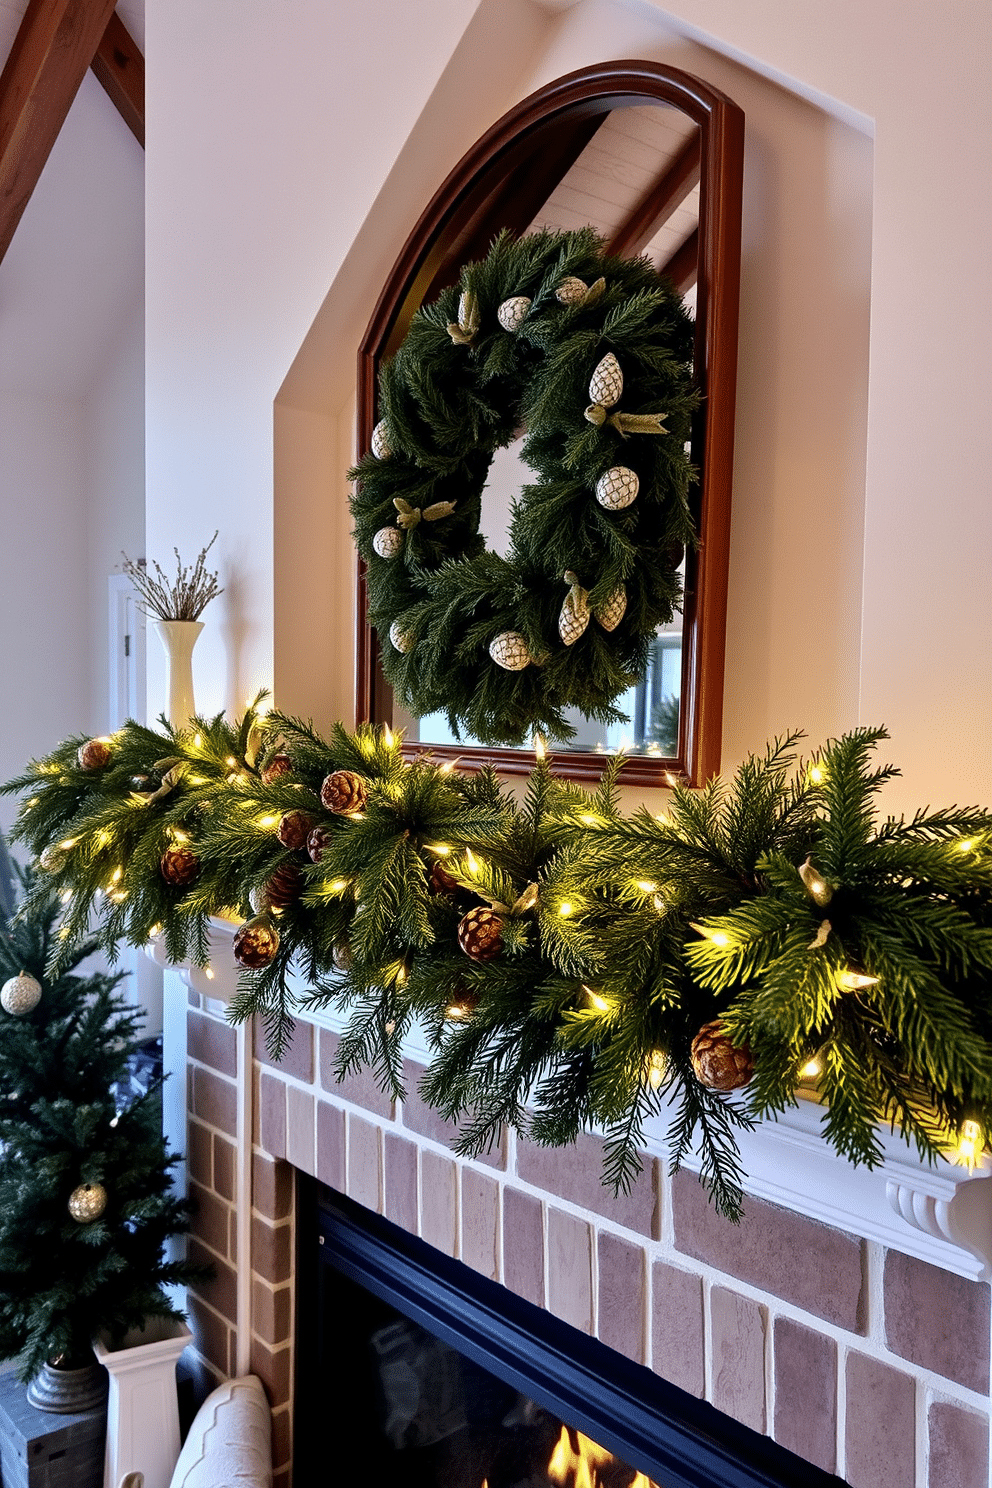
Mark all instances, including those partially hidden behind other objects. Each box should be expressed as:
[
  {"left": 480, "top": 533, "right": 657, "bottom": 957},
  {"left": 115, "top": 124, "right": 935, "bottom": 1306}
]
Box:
[{"left": 546, "top": 1424, "right": 657, "bottom": 1487}]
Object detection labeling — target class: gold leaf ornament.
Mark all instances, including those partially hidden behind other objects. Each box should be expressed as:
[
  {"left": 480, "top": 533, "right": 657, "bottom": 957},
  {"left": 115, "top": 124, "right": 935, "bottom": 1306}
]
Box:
[{"left": 447, "top": 290, "right": 481, "bottom": 346}]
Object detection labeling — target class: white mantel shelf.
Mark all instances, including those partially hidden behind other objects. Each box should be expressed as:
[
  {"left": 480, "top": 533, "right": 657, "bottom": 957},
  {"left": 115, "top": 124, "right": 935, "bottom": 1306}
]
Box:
[{"left": 153, "top": 918, "right": 992, "bottom": 1284}]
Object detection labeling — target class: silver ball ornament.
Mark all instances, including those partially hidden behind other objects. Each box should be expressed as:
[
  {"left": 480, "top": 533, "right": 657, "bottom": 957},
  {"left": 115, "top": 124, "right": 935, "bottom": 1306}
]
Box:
[{"left": 1, "top": 972, "right": 42, "bottom": 1016}]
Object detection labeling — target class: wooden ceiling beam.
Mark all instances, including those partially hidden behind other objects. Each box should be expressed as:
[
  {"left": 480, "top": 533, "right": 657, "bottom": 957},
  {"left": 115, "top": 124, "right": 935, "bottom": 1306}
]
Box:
[
  {"left": 0, "top": 0, "right": 120, "bottom": 264},
  {"left": 90, "top": 11, "right": 143, "bottom": 148},
  {"left": 606, "top": 130, "right": 700, "bottom": 260}
]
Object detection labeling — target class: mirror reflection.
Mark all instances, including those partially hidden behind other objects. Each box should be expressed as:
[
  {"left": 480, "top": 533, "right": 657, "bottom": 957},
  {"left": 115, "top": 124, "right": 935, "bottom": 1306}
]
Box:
[{"left": 397, "top": 102, "right": 700, "bottom": 758}]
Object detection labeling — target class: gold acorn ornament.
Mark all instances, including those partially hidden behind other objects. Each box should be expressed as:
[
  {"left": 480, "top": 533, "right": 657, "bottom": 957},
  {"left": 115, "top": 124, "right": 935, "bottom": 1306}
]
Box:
[
  {"left": 260, "top": 750, "right": 293, "bottom": 785},
  {"left": 159, "top": 844, "right": 199, "bottom": 887},
  {"left": 233, "top": 914, "right": 281, "bottom": 968},
  {"left": 497, "top": 295, "right": 531, "bottom": 332},
  {"left": 690, "top": 1020, "right": 755, "bottom": 1092},
  {"left": 277, "top": 810, "right": 314, "bottom": 851},
  {"left": 68, "top": 1183, "right": 107, "bottom": 1223},
  {"left": 370, "top": 419, "right": 391, "bottom": 459},
  {"left": 389, "top": 620, "right": 414, "bottom": 654},
  {"left": 588, "top": 352, "right": 624, "bottom": 409},
  {"left": 457, "top": 906, "right": 504, "bottom": 962},
  {"left": 595, "top": 466, "right": 639, "bottom": 511},
  {"left": 372, "top": 526, "right": 405, "bottom": 559},
  {"left": 321, "top": 770, "right": 367, "bottom": 815},
  {"left": 489, "top": 631, "right": 532, "bottom": 671},
  {"left": 595, "top": 587, "right": 627, "bottom": 632},
  {"left": 77, "top": 737, "right": 112, "bottom": 771},
  {"left": 558, "top": 572, "right": 591, "bottom": 646},
  {"left": 1, "top": 972, "right": 42, "bottom": 1016}
]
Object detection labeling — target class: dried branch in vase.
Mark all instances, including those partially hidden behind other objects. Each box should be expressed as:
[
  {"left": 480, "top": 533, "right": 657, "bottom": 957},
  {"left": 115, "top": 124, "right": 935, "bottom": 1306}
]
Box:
[{"left": 121, "top": 531, "right": 223, "bottom": 621}]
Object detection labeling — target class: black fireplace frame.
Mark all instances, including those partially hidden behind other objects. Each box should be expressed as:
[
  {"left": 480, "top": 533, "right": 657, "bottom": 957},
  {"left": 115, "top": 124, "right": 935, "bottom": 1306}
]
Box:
[{"left": 296, "top": 1180, "right": 843, "bottom": 1488}]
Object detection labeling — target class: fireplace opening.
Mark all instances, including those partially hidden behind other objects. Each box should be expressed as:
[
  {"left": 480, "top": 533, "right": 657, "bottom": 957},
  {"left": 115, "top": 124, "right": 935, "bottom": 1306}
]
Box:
[{"left": 296, "top": 1182, "right": 843, "bottom": 1488}]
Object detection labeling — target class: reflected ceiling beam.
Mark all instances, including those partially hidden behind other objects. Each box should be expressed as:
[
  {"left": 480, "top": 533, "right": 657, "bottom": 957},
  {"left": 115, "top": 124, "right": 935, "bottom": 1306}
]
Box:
[
  {"left": 659, "top": 228, "right": 698, "bottom": 296},
  {"left": 91, "top": 10, "right": 143, "bottom": 147},
  {"left": 606, "top": 130, "right": 700, "bottom": 259},
  {"left": 0, "top": 0, "right": 119, "bottom": 264}
]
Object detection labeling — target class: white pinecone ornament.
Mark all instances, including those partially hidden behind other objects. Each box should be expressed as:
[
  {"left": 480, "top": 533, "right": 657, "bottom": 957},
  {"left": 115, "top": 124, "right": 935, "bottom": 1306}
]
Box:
[
  {"left": 371, "top": 419, "right": 391, "bottom": 460},
  {"left": 596, "top": 587, "right": 627, "bottom": 632},
  {"left": 489, "top": 631, "right": 532, "bottom": 671},
  {"left": 588, "top": 353, "right": 623, "bottom": 409},
  {"left": 595, "top": 466, "right": 639, "bottom": 511},
  {"left": 556, "top": 276, "right": 588, "bottom": 305},
  {"left": 497, "top": 296, "right": 531, "bottom": 332},
  {"left": 389, "top": 620, "right": 414, "bottom": 654},
  {"left": 373, "top": 526, "right": 404, "bottom": 559},
  {"left": 1, "top": 972, "right": 42, "bottom": 1016},
  {"left": 558, "top": 572, "right": 590, "bottom": 646}
]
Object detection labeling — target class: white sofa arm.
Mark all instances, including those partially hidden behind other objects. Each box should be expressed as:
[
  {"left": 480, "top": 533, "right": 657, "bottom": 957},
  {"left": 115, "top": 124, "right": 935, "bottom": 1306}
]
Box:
[{"left": 168, "top": 1375, "right": 272, "bottom": 1488}]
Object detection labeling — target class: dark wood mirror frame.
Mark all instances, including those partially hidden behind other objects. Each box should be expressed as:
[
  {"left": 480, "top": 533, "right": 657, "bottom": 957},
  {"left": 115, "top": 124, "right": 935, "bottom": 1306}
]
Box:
[{"left": 356, "top": 60, "right": 743, "bottom": 787}]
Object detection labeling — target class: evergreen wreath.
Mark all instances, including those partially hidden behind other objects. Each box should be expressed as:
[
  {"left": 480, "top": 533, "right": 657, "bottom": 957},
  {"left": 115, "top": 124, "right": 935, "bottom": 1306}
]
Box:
[
  {"left": 7, "top": 709, "right": 992, "bottom": 1221},
  {"left": 350, "top": 228, "right": 698, "bottom": 746}
]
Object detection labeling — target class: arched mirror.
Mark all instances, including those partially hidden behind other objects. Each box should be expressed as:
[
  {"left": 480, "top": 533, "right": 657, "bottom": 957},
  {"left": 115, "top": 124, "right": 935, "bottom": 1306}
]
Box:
[{"left": 356, "top": 60, "right": 743, "bottom": 786}]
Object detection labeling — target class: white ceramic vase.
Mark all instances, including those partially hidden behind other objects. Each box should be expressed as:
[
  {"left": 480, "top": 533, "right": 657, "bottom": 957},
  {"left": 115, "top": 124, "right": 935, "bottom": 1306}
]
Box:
[
  {"left": 154, "top": 620, "right": 203, "bottom": 727},
  {"left": 93, "top": 1316, "right": 192, "bottom": 1488}
]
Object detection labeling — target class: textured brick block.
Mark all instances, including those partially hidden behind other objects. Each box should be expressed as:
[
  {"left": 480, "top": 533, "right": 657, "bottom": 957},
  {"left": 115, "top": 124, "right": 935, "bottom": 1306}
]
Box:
[
  {"left": 421, "top": 1149, "right": 458, "bottom": 1256},
  {"left": 189, "top": 1179, "right": 232, "bottom": 1260},
  {"left": 672, "top": 1169, "right": 865, "bottom": 1330},
  {"left": 213, "top": 1134, "right": 236, "bottom": 1202},
  {"left": 316, "top": 1101, "right": 345, "bottom": 1193},
  {"left": 884, "top": 1251, "right": 990, "bottom": 1393},
  {"left": 517, "top": 1133, "right": 657, "bottom": 1237},
  {"left": 928, "top": 1402, "right": 990, "bottom": 1488},
  {"left": 187, "top": 1293, "right": 232, "bottom": 1377},
  {"left": 845, "top": 1352, "right": 915, "bottom": 1488},
  {"left": 272, "top": 1406, "right": 292, "bottom": 1472},
  {"left": 773, "top": 1316, "right": 836, "bottom": 1473},
  {"left": 189, "top": 1238, "right": 238, "bottom": 1325},
  {"left": 249, "top": 1337, "right": 292, "bottom": 1408},
  {"left": 652, "top": 1261, "right": 705, "bottom": 1397},
  {"left": 401, "top": 1059, "right": 504, "bottom": 1167},
  {"left": 254, "top": 1016, "right": 313, "bottom": 1083},
  {"left": 320, "top": 1028, "right": 393, "bottom": 1117},
  {"left": 347, "top": 1112, "right": 383, "bottom": 1213},
  {"left": 192, "top": 1065, "right": 237, "bottom": 1137},
  {"left": 598, "top": 1231, "right": 645, "bottom": 1363},
  {"left": 286, "top": 1085, "right": 316, "bottom": 1176},
  {"left": 253, "top": 1152, "right": 294, "bottom": 1221},
  {"left": 188, "top": 1009, "right": 238, "bottom": 1076},
  {"left": 547, "top": 1208, "right": 593, "bottom": 1334},
  {"left": 251, "top": 1216, "right": 293, "bottom": 1284},
  {"left": 252, "top": 1279, "right": 292, "bottom": 1346},
  {"left": 462, "top": 1167, "right": 499, "bottom": 1281},
  {"left": 710, "top": 1287, "right": 766, "bottom": 1433},
  {"left": 259, "top": 1070, "right": 287, "bottom": 1158},
  {"left": 384, "top": 1131, "right": 419, "bottom": 1236},
  {"left": 187, "top": 1118, "right": 212, "bottom": 1187},
  {"left": 503, "top": 1187, "right": 544, "bottom": 1307}
]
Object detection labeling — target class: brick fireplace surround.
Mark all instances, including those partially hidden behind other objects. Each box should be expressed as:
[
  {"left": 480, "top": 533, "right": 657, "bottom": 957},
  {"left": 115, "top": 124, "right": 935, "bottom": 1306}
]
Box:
[{"left": 179, "top": 979, "right": 992, "bottom": 1488}]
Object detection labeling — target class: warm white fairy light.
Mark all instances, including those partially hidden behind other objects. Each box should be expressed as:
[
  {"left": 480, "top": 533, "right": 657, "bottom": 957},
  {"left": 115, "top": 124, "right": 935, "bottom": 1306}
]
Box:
[
  {"left": 439, "top": 759, "right": 457, "bottom": 774},
  {"left": 193, "top": 733, "right": 203, "bottom": 748},
  {"left": 558, "top": 901, "right": 574, "bottom": 918},
  {"left": 954, "top": 1120, "right": 984, "bottom": 1170},
  {"left": 465, "top": 849, "right": 480, "bottom": 876},
  {"left": 652, "top": 894, "right": 666, "bottom": 913},
  {"left": 257, "top": 814, "right": 279, "bottom": 830},
  {"left": 149, "top": 923, "right": 163, "bottom": 938},
  {"left": 836, "top": 967, "right": 880, "bottom": 992},
  {"left": 170, "top": 827, "right": 190, "bottom": 843},
  {"left": 579, "top": 813, "right": 600, "bottom": 827},
  {"left": 328, "top": 879, "right": 349, "bottom": 895},
  {"left": 957, "top": 838, "right": 976, "bottom": 854},
  {"left": 691, "top": 922, "right": 731, "bottom": 948},
  {"left": 801, "top": 1057, "right": 822, "bottom": 1078},
  {"left": 226, "top": 757, "right": 238, "bottom": 768},
  {"left": 582, "top": 986, "right": 611, "bottom": 1012},
  {"left": 635, "top": 880, "right": 658, "bottom": 894},
  {"left": 383, "top": 724, "right": 394, "bottom": 747},
  {"left": 427, "top": 843, "right": 451, "bottom": 857},
  {"left": 445, "top": 1000, "right": 473, "bottom": 1021},
  {"left": 809, "top": 763, "right": 826, "bottom": 785},
  {"left": 533, "top": 733, "right": 546, "bottom": 761},
  {"left": 110, "top": 867, "right": 123, "bottom": 884},
  {"left": 646, "top": 1049, "right": 667, "bottom": 1089},
  {"left": 204, "top": 967, "right": 215, "bottom": 981}
]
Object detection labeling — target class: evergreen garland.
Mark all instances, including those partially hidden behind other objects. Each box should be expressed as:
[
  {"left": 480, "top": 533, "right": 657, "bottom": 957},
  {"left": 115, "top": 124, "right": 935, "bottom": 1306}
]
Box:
[
  {"left": 5, "top": 714, "right": 992, "bottom": 1221},
  {"left": 350, "top": 228, "right": 697, "bottom": 745}
]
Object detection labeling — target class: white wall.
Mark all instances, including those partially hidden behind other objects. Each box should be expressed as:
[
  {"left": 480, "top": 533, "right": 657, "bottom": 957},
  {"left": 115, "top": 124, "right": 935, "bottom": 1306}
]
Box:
[{"left": 145, "top": 0, "right": 991, "bottom": 814}]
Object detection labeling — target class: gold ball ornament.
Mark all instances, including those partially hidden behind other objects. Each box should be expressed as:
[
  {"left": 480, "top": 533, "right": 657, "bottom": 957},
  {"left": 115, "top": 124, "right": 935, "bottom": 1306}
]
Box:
[
  {"left": 260, "top": 751, "right": 293, "bottom": 785},
  {"left": 497, "top": 295, "right": 532, "bottom": 332},
  {"left": 457, "top": 906, "right": 504, "bottom": 963},
  {"left": 588, "top": 352, "right": 624, "bottom": 409},
  {"left": 595, "top": 587, "right": 627, "bottom": 632},
  {"left": 690, "top": 1020, "right": 755, "bottom": 1093},
  {"left": 321, "top": 770, "right": 367, "bottom": 815},
  {"left": 77, "top": 737, "right": 112, "bottom": 771},
  {"left": 160, "top": 844, "right": 199, "bottom": 887},
  {"left": 389, "top": 620, "right": 414, "bottom": 654},
  {"left": 277, "top": 810, "right": 314, "bottom": 851},
  {"left": 371, "top": 419, "right": 392, "bottom": 460},
  {"left": 489, "top": 631, "right": 532, "bottom": 671},
  {"left": 1, "top": 972, "right": 42, "bottom": 1016},
  {"left": 595, "top": 466, "right": 639, "bottom": 511},
  {"left": 233, "top": 915, "right": 281, "bottom": 969},
  {"left": 373, "top": 526, "right": 405, "bottom": 559},
  {"left": 68, "top": 1183, "right": 107, "bottom": 1223}
]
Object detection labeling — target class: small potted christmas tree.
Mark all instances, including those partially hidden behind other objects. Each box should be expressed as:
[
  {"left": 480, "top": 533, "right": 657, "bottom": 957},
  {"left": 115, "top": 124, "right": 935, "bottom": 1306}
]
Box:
[{"left": 0, "top": 865, "right": 204, "bottom": 1420}]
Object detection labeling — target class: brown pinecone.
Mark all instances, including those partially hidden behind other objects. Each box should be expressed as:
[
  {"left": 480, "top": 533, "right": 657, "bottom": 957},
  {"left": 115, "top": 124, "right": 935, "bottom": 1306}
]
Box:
[
  {"left": 260, "top": 751, "right": 292, "bottom": 785},
  {"left": 429, "top": 860, "right": 460, "bottom": 896},
  {"left": 261, "top": 862, "right": 303, "bottom": 910},
  {"left": 78, "top": 738, "right": 112, "bottom": 770},
  {"left": 690, "top": 1020, "right": 754, "bottom": 1092},
  {"left": 321, "top": 770, "right": 367, "bottom": 815},
  {"left": 233, "top": 916, "right": 280, "bottom": 968},
  {"left": 159, "top": 844, "right": 199, "bottom": 887},
  {"left": 277, "top": 810, "right": 313, "bottom": 851},
  {"left": 332, "top": 940, "right": 352, "bottom": 972},
  {"left": 307, "top": 825, "right": 332, "bottom": 863},
  {"left": 457, "top": 906, "right": 504, "bottom": 962}
]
